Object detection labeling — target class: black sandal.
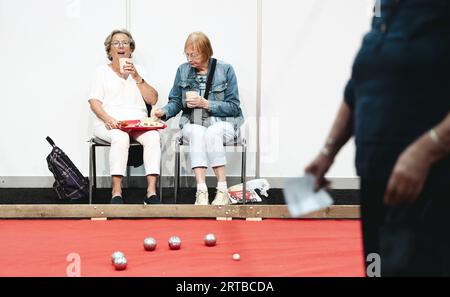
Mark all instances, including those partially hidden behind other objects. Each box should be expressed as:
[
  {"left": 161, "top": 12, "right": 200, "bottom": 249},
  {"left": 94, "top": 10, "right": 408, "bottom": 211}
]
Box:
[
  {"left": 144, "top": 195, "right": 161, "bottom": 205},
  {"left": 110, "top": 196, "right": 124, "bottom": 204}
]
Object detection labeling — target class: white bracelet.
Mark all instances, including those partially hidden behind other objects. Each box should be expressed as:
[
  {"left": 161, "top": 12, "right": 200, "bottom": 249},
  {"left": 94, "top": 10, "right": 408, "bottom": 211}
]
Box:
[
  {"left": 325, "top": 137, "right": 335, "bottom": 146},
  {"left": 320, "top": 137, "right": 336, "bottom": 157},
  {"left": 320, "top": 147, "right": 331, "bottom": 157},
  {"left": 429, "top": 128, "right": 444, "bottom": 146}
]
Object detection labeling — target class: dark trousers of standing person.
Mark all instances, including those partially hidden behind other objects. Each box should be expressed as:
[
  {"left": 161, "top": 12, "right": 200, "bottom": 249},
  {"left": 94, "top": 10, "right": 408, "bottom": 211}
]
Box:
[{"left": 360, "top": 178, "right": 450, "bottom": 277}]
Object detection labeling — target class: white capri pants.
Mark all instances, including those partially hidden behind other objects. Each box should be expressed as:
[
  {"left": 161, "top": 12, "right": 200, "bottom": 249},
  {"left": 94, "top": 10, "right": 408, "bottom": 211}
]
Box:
[
  {"left": 182, "top": 121, "right": 236, "bottom": 169},
  {"left": 94, "top": 125, "right": 161, "bottom": 176}
]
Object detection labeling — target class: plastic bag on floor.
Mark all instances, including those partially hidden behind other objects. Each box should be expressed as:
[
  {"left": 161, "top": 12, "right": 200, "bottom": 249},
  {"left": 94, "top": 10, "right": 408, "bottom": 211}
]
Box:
[{"left": 228, "top": 179, "right": 271, "bottom": 204}]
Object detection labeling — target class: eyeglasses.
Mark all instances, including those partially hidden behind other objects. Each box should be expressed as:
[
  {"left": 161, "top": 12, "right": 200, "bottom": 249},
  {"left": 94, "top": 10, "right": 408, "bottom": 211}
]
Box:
[
  {"left": 111, "top": 40, "right": 131, "bottom": 48},
  {"left": 185, "top": 52, "right": 201, "bottom": 60}
]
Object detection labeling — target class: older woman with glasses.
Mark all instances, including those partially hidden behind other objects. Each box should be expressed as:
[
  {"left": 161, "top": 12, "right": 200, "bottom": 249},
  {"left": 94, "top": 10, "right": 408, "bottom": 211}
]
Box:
[
  {"left": 154, "top": 31, "right": 244, "bottom": 205},
  {"left": 88, "top": 29, "right": 161, "bottom": 205}
]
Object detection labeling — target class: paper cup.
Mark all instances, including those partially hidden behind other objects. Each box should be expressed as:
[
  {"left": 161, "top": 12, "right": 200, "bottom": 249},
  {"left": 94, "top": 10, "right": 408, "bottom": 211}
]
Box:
[
  {"left": 119, "top": 58, "right": 132, "bottom": 74},
  {"left": 186, "top": 90, "right": 199, "bottom": 99}
]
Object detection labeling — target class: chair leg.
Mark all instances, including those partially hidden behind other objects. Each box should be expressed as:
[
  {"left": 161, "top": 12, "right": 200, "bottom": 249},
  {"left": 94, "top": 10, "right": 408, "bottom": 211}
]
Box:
[
  {"left": 125, "top": 166, "right": 130, "bottom": 188},
  {"left": 242, "top": 141, "right": 247, "bottom": 205},
  {"left": 159, "top": 158, "right": 163, "bottom": 203},
  {"left": 89, "top": 143, "right": 94, "bottom": 204},
  {"left": 174, "top": 141, "right": 180, "bottom": 204},
  {"left": 89, "top": 145, "right": 97, "bottom": 204}
]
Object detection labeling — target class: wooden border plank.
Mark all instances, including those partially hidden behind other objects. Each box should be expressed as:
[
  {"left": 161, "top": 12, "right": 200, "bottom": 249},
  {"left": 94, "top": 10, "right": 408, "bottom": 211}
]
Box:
[{"left": 0, "top": 205, "right": 360, "bottom": 219}]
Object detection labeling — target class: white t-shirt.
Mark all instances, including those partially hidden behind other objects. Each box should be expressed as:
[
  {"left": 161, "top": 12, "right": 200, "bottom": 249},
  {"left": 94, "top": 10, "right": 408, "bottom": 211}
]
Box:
[{"left": 89, "top": 64, "right": 149, "bottom": 128}]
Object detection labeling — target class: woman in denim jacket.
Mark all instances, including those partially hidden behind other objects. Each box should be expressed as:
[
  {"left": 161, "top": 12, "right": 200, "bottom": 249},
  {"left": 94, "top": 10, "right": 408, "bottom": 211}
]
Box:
[{"left": 154, "top": 32, "right": 244, "bottom": 205}]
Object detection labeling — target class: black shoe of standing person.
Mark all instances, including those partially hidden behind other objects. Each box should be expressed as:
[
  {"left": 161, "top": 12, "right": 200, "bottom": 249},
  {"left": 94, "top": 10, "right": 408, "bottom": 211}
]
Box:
[
  {"left": 110, "top": 196, "right": 124, "bottom": 204},
  {"left": 144, "top": 194, "right": 161, "bottom": 205}
]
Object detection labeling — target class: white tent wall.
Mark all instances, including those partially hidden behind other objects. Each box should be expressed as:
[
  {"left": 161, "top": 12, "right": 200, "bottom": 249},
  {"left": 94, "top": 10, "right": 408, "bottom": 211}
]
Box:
[
  {"left": 260, "top": 0, "right": 371, "bottom": 188},
  {"left": 0, "top": 0, "right": 372, "bottom": 188},
  {"left": 0, "top": 0, "right": 126, "bottom": 187}
]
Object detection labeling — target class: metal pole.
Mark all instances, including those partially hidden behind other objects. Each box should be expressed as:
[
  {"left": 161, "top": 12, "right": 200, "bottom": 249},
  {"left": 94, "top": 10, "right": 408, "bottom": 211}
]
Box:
[
  {"left": 256, "top": 0, "right": 262, "bottom": 179},
  {"left": 126, "top": 0, "right": 131, "bottom": 31}
]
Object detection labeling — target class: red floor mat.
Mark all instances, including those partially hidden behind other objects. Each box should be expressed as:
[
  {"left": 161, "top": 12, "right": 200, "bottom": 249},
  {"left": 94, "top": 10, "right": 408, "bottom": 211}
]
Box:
[{"left": 0, "top": 219, "right": 364, "bottom": 276}]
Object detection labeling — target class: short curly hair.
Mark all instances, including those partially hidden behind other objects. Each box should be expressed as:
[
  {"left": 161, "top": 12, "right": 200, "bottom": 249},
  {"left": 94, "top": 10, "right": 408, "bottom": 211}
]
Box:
[{"left": 104, "top": 29, "right": 136, "bottom": 61}]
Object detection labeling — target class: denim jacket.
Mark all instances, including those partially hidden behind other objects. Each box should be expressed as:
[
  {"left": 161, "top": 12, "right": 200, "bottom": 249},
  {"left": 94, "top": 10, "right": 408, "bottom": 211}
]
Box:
[{"left": 162, "top": 59, "right": 244, "bottom": 129}]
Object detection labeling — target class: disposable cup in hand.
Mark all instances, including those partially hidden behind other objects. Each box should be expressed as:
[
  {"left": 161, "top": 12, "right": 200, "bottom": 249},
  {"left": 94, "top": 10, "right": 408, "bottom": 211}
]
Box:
[
  {"left": 119, "top": 58, "right": 132, "bottom": 74},
  {"left": 186, "top": 90, "right": 199, "bottom": 99}
]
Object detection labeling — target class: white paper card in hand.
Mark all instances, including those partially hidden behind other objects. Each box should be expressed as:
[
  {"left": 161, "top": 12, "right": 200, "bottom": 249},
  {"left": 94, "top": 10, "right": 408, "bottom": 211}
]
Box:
[{"left": 283, "top": 174, "right": 334, "bottom": 217}]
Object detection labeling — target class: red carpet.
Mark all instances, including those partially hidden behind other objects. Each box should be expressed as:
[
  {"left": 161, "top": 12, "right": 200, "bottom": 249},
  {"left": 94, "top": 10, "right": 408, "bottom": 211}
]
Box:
[{"left": 0, "top": 219, "right": 364, "bottom": 277}]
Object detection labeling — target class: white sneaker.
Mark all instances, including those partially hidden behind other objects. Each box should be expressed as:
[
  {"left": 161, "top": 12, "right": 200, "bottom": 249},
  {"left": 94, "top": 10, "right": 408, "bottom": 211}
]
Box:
[
  {"left": 195, "top": 191, "right": 209, "bottom": 205},
  {"left": 212, "top": 189, "right": 230, "bottom": 206}
]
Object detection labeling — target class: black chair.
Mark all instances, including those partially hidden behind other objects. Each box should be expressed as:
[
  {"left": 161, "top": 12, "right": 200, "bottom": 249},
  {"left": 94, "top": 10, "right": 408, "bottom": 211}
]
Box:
[
  {"left": 173, "top": 122, "right": 248, "bottom": 204},
  {"left": 88, "top": 104, "right": 162, "bottom": 204}
]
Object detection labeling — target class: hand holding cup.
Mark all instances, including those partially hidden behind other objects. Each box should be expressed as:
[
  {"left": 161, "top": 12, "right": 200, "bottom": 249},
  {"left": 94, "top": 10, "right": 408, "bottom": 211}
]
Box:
[
  {"left": 119, "top": 58, "right": 133, "bottom": 74},
  {"left": 186, "top": 91, "right": 202, "bottom": 108}
]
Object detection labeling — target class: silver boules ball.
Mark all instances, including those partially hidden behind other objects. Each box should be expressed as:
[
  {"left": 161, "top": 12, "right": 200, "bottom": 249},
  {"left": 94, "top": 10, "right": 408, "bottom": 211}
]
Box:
[
  {"left": 143, "top": 237, "right": 157, "bottom": 251},
  {"left": 168, "top": 236, "right": 181, "bottom": 250},
  {"left": 111, "top": 251, "right": 125, "bottom": 264},
  {"left": 113, "top": 256, "right": 127, "bottom": 270},
  {"left": 204, "top": 233, "right": 217, "bottom": 247}
]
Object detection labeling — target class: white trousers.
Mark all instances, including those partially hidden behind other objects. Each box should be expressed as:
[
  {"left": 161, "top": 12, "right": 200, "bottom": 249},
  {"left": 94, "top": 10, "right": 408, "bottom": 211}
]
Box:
[
  {"left": 182, "top": 121, "right": 236, "bottom": 169},
  {"left": 94, "top": 125, "right": 161, "bottom": 176}
]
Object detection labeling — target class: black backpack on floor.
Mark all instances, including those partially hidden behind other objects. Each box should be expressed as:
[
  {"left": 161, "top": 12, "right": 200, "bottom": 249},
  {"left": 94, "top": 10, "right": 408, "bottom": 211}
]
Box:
[{"left": 46, "top": 136, "right": 89, "bottom": 201}]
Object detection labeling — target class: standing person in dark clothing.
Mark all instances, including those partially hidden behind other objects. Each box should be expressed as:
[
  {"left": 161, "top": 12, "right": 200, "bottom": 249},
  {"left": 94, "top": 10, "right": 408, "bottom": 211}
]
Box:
[{"left": 305, "top": 0, "right": 450, "bottom": 276}]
